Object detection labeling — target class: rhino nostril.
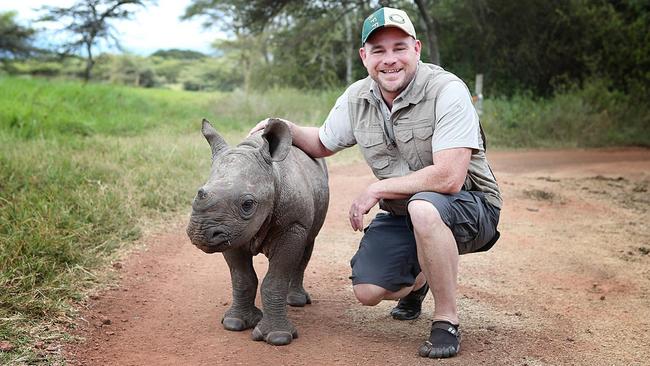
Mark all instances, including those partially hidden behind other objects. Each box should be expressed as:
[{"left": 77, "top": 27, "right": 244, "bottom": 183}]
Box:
[{"left": 197, "top": 188, "right": 207, "bottom": 199}]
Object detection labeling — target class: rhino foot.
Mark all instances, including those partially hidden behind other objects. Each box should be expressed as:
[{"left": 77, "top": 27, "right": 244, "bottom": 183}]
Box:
[
  {"left": 251, "top": 321, "right": 298, "bottom": 345},
  {"left": 221, "top": 307, "right": 262, "bottom": 331},
  {"left": 287, "top": 290, "right": 311, "bottom": 307}
]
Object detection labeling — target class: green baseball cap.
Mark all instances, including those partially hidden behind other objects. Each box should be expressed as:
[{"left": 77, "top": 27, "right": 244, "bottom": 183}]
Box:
[{"left": 361, "top": 7, "right": 416, "bottom": 45}]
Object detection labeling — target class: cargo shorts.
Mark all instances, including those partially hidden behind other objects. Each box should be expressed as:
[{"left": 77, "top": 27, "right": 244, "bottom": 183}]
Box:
[{"left": 349, "top": 191, "right": 500, "bottom": 292}]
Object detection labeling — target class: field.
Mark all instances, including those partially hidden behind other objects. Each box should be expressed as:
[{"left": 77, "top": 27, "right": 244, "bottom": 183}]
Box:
[{"left": 1, "top": 76, "right": 649, "bottom": 364}]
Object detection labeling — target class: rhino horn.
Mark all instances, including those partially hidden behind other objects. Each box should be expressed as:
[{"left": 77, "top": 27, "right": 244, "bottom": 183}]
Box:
[
  {"left": 261, "top": 118, "right": 292, "bottom": 163},
  {"left": 202, "top": 119, "right": 228, "bottom": 159}
]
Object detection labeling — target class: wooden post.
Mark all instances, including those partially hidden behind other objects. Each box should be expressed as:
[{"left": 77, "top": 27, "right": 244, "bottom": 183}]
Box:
[
  {"left": 474, "top": 73, "right": 484, "bottom": 116},
  {"left": 344, "top": 12, "right": 353, "bottom": 85}
]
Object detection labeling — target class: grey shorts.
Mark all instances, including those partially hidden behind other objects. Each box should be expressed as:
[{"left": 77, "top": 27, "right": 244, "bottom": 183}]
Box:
[{"left": 349, "top": 191, "right": 500, "bottom": 292}]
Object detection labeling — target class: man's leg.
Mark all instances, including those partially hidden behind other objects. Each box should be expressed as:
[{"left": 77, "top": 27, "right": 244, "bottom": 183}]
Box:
[
  {"left": 352, "top": 273, "right": 426, "bottom": 306},
  {"left": 409, "top": 199, "right": 463, "bottom": 358},
  {"left": 349, "top": 213, "right": 422, "bottom": 307},
  {"left": 408, "top": 200, "right": 459, "bottom": 324}
]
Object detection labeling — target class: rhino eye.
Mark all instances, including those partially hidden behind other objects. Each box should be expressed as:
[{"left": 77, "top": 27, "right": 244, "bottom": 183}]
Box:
[
  {"left": 239, "top": 194, "right": 257, "bottom": 218},
  {"left": 241, "top": 199, "right": 255, "bottom": 212}
]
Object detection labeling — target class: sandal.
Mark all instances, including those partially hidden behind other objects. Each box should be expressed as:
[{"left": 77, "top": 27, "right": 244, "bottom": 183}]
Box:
[
  {"left": 418, "top": 321, "right": 461, "bottom": 358},
  {"left": 390, "top": 283, "right": 429, "bottom": 320}
]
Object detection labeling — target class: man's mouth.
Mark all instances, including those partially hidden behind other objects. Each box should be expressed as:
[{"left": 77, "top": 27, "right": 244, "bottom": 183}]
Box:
[{"left": 380, "top": 68, "right": 402, "bottom": 74}]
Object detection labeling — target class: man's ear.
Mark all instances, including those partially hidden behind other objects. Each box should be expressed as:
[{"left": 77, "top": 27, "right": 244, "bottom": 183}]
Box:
[
  {"left": 359, "top": 46, "right": 368, "bottom": 67},
  {"left": 414, "top": 39, "right": 422, "bottom": 58},
  {"left": 261, "top": 118, "right": 292, "bottom": 162}
]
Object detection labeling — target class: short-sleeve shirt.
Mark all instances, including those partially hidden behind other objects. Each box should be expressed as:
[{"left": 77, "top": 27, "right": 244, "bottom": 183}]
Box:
[{"left": 319, "top": 80, "right": 481, "bottom": 155}]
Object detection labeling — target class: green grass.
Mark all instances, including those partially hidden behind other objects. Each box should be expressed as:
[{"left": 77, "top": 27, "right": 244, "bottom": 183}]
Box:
[
  {"left": 0, "top": 74, "right": 647, "bottom": 364},
  {"left": 0, "top": 76, "right": 338, "bottom": 139},
  {"left": 0, "top": 133, "right": 207, "bottom": 364}
]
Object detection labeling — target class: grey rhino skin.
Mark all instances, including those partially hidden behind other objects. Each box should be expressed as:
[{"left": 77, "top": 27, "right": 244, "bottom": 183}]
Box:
[{"left": 186, "top": 118, "right": 329, "bottom": 346}]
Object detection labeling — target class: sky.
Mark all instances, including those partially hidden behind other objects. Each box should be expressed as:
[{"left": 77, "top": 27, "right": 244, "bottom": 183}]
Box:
[{"left": 0, "top": 0, "right": 226, "bottom": 56}]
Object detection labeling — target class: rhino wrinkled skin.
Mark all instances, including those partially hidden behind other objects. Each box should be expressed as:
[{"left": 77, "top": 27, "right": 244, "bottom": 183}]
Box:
[{"left": 186, "top": 118, "right": 329, "bottom": 346}]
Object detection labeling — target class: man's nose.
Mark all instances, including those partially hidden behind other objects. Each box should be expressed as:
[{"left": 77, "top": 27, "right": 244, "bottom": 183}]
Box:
[{"left": 382, "top": 52, "right": 398, "bottom": 65}]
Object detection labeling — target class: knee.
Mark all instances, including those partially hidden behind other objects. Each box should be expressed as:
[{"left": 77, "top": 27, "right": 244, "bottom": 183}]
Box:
[
  {"left": 407, "top": 200, "right": 445, "bottom": 232},
  {"left": 353, "top": 284, "right": 386, "bottom": 306}
]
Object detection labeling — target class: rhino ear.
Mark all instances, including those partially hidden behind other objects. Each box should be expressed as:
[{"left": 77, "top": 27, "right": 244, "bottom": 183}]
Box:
[
  {"left": 202, "top": 119, "right": 228, "bottom": 159},
  {"left": 261, "top": 118, "right": 292, "bottom": 163}
]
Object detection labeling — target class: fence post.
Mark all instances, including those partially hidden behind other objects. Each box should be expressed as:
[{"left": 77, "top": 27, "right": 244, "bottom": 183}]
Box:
[{"left": 474, "top": 73, "right": 484, "bottom": 116}]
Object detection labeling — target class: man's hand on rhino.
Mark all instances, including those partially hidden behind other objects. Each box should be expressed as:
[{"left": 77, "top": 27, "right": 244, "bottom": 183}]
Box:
[
  {"left": 247, "top": 118, "right": 270, "bottom": 137},
  {"left": 248, "top": 117, "right": 294, "bottom": 137}
]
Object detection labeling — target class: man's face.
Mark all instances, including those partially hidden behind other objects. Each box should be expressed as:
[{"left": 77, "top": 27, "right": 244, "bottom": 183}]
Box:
[{"left": 359, "top": 27, "right": 421, "bottom": 101}]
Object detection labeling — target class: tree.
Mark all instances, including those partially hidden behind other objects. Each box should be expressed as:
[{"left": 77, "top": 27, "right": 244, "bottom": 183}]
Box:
[
  {"left": 434, "top": 0, "right": 650, "bottom": 96},
  {"left": 183, "top": 0, "right": 446, "bottom": 91},
  {"left": 0, "top": 11, "right": 37, "bottom": 64},
  {"left": 184, "top": 0, "right": 649, "bottom": 96},
  {"left": 413, "top": 0, "right": 440, "bottom": 65},
  {"left": 183, "top": 0, "right": 370, "bottom": 90},
  {"left": 150, "top": 49, "right": 207, "bottom": 60},
  {"left": 38, "top": 0, "right": 151, "bottom": 81}
]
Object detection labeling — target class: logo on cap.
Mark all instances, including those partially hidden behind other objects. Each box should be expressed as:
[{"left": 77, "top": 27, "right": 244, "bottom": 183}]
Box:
[{"left": 389, "top": 14, "right": 405, "bottom": 24}]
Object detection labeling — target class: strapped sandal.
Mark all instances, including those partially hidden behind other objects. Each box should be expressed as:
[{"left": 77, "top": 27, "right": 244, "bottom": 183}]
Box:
[
  {"left": 390, "top": 283, "right": 429, "bottom": 320},
  {"left": 418, "top": 321, "right": 461, "bottom": 358}
]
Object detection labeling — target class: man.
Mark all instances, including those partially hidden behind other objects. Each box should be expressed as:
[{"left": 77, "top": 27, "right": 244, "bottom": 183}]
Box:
[{"left": 250, "top": 7, "right": 501, "bottom": 359}]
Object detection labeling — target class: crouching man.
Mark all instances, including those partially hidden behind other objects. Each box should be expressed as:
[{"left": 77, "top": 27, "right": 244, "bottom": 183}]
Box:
[{"left": 250, "top": 6, "right": 501, "bottom": 358}]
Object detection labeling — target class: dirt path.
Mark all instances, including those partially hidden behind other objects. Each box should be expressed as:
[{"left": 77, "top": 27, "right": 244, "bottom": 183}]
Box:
[{"left": 65, "top": 148, "right": 650, "bottom": 366}]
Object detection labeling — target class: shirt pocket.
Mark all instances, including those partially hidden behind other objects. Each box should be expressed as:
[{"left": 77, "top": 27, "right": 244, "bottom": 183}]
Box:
[
  {"left": 394, "top": 121, "right": 434, "bottom": 171},
  {"left": 356, "top": 129, "right": 392, "bottom": 175}
]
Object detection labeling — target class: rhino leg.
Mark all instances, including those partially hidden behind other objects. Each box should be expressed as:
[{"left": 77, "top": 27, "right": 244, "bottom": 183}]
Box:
[
  {"left": 252, "top": 228, "right": 306, "bottom": 346},
  {"left": 287, "top": 238, "right": 314, "bottom": 307},
  {"left": 221, "top": 248, "right": 262, "bottom": 331}
]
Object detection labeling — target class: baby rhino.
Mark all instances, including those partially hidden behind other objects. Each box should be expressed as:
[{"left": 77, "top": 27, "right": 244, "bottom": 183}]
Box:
[{"left": 186, "top": 118, "right": 329, "bottom": 346}]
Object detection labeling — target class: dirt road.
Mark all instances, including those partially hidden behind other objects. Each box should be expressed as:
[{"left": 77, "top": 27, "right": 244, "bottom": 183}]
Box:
[{"left": 65, "top": 148, "right": 650, "bottom": 366}]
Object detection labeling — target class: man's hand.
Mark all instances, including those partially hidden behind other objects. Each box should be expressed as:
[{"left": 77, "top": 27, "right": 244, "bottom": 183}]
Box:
[
  {"left": 248, "top": 117, "right": 293, "bottom": 137},
  {"left": 247, "top": 118, "right": 269, "bottom": 137},
  {"left": 349, "top": 186, "right": 380, "bottom": 231}
]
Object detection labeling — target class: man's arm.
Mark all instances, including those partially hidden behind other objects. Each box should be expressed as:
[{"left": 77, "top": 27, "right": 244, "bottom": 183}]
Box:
[
  {"left": 289, "top": 124, "right": 335, "bottom": 158},
  {"left": 348, "top": 147, "right": 471, "bottom": 231},
  {"left": 248, "top": 119, "right": 335, "bottom": 158},
  {"left": 249, "top": 89, "right": 354, "bottom": 159}
]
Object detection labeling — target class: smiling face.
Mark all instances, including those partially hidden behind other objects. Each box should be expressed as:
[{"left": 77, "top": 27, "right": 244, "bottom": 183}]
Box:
[{"left": 359, "top": 27, "right": 421, "bottom": 104}]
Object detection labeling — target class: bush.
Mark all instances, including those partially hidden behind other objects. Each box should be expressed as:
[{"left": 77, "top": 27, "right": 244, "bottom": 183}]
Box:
[{"left": 482, "top": 78, "right": 650, "bottom": 148}]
